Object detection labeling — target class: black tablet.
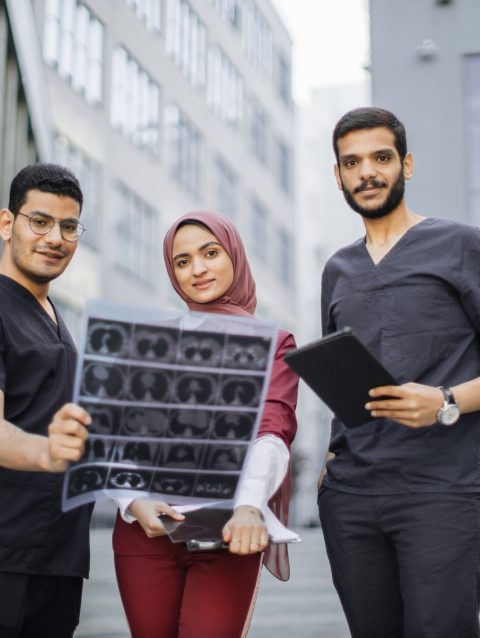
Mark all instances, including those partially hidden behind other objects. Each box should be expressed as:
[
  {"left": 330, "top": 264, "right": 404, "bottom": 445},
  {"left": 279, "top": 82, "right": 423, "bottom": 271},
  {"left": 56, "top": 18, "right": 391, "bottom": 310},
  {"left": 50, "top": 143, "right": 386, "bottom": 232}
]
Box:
[
  {"left": 161, "top": 508, "right": 232, "bottom": 550},
  {"left": 284, "top": 327, "right": 397, "bottom": 428}
]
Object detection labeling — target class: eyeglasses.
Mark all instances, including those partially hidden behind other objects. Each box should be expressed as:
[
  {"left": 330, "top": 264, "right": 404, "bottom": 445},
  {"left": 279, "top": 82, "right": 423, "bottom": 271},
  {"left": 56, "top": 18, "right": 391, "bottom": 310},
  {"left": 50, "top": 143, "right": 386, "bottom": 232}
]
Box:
[{"left": 16, "top": 211, "right": 85, "bottom": 241}]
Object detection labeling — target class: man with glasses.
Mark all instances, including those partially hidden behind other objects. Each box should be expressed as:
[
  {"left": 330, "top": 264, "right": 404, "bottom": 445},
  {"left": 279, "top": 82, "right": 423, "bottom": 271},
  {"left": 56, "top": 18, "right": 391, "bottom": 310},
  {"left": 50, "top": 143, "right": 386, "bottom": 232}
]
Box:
[{"left": 0, "top": 164, "right": 92, "bottom": 638}]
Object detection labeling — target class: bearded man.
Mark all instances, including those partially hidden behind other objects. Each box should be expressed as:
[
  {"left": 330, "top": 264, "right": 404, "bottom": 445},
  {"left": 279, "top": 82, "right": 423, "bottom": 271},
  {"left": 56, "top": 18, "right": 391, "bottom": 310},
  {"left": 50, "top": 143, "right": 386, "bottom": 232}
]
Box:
[{"left": 319, "top": 107, "right": 480, "bottom": 638}]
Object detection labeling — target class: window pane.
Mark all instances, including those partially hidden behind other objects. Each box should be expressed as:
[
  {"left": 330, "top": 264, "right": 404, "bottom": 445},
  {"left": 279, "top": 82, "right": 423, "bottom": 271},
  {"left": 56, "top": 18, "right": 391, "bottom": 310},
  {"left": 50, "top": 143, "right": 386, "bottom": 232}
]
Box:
[
  {"left": 58, "top": 0, "right": 75, "bottom": 79},
  {"left": 165, "top": 104, "right": 202, "bottom": 195},
  {"left": 111, "top": 46, "right": 161, "bottom": 153},
  {"left": 115, "top": 182, "right": 158, "bottom": 286},
  {"left": 215, "top": 156, "right": 238, "bottom": 219},
  {"left": 243, "top": 0, "right": 272, "bottom": 78},
  {"left": 166, "top": 0, "right": 206, "bottom": 89},
  {"left": 43, "top": 0, "right": 61, "bottom": 64},
  {"left": 250, "top": 198, "right": 268, "bottom": 262},
  {"left": 43, "top": 1, "right": 104, "bottom": 105},
  {"left": 54, "top": 135, "right": 101, "bottom": 249}
]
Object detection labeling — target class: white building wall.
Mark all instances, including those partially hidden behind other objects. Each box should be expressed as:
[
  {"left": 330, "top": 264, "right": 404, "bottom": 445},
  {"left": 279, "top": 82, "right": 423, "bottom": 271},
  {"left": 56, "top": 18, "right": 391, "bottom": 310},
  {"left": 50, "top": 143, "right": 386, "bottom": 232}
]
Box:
[
  {"left": 370, "top": 0, "right": 480, "bottom": 224},
  {"left": 29, "top": 0, "right": 296, "bottom": 336},
  {"left": 293, "top": 82, "right": 369, "bottom": 524}
]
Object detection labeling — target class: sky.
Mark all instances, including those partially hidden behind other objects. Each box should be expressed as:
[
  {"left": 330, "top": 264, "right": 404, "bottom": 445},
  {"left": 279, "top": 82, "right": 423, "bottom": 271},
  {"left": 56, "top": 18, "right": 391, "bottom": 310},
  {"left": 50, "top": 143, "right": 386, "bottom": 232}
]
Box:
[{"left": 272, "top": 0, "right": 370, "bottom": 102}]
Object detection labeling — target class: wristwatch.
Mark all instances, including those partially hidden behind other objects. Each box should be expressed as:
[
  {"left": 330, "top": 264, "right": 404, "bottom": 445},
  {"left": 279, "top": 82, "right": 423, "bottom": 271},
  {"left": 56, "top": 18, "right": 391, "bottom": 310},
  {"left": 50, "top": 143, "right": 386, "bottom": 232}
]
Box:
[{"left": 436, "top": 386, "right": 460, "bottom": 425}]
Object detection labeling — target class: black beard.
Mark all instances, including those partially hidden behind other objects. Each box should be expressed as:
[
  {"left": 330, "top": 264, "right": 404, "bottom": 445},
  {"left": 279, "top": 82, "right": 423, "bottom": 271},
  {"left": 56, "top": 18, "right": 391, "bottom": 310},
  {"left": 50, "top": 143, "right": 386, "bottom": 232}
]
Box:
[{"left": 342, "top": 172, "right": 406, "bottom": 220}]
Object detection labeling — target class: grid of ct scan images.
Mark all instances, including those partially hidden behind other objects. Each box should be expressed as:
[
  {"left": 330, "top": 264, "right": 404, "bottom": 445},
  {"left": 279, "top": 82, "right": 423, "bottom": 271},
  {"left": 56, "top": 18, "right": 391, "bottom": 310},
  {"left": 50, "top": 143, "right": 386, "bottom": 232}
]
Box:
[{"left": 62, "top": 308, "right": 276, "bottom": 511}]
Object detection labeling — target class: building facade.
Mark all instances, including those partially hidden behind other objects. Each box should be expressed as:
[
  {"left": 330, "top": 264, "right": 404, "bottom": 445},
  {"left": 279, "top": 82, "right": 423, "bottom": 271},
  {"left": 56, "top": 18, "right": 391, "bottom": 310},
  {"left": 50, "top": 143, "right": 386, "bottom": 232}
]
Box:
[
  {"left": 26, "top": 0, "right": 296, "bottom": 339},
  {"left": 0, "top": 0, "right": 52, "bottom": 204},
  {"left": 370, "top": 0, "right": 480, "bottom": 224},
  {"left": 293, "top": 83, "right": 368, "bottom": 524}
]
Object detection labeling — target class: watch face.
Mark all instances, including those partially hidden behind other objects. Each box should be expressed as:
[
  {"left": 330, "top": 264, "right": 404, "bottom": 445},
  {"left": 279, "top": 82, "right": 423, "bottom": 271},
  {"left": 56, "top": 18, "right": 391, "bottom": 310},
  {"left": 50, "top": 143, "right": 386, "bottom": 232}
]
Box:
[{"left": 439, "top": 404, "right": 460, "bottom": 426}]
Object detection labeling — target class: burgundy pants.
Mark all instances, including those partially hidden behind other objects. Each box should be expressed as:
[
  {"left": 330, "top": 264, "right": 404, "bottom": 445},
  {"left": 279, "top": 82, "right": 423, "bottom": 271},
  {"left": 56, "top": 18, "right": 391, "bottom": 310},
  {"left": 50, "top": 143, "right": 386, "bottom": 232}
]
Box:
[{"left": 113, "top": 513, "right": 263, "bottom": 638}]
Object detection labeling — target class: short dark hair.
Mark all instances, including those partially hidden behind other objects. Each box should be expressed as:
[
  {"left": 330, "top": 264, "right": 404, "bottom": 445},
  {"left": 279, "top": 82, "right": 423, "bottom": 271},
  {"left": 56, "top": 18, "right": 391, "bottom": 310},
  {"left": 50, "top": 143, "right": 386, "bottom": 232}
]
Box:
[
  {"left": 8, "top": 163, "right": 83, "bottom": 215},
  {"left": 333, "top": 107, "right": 408, "bottom": 164}
]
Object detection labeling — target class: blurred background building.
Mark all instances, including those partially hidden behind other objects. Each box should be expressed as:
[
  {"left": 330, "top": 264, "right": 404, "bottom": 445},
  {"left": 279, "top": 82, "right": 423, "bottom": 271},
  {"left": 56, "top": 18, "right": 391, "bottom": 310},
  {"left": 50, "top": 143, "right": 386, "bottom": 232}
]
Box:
[
  {"left": 52, "top": 0, "right": 294, "bottom": 334},
  {"left": 0, "top": 1, "right": 51, "bottom": 203},
  {"left": 1, "top": 0, "right": 300, "bottom": 516},
  {"left": 3, "top": 0, "right": 296, "bottom": 339},
  {"left": 370, "top": 0, "right": 480, "bottom": 224},
  {"left": 1, "top": 0, "right": 479, "bottom": 525},
  {"left": 293, "top": 83, "right": 367, "bottom": 524}
]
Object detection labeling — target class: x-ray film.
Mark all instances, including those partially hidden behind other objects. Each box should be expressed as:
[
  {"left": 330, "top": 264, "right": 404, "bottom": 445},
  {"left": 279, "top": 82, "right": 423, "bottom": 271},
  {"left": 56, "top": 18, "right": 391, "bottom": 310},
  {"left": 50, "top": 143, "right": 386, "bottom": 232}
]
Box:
[{"left": 62, "top": 301, "right": 276, "bottom": 511}]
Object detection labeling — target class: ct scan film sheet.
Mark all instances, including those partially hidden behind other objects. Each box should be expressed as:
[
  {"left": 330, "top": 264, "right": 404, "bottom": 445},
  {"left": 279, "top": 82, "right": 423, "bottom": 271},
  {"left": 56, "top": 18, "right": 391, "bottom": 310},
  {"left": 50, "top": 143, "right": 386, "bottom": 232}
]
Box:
[{"left": 62, "top": 300, "right": 277, "bottom": 512}]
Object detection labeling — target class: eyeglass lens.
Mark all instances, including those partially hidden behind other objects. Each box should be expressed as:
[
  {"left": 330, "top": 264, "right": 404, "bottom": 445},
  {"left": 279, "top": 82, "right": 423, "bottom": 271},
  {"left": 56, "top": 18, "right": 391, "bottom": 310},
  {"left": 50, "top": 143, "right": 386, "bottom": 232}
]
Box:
[{"left": 29, "top": 213, "right": 83, "bottom": 240}]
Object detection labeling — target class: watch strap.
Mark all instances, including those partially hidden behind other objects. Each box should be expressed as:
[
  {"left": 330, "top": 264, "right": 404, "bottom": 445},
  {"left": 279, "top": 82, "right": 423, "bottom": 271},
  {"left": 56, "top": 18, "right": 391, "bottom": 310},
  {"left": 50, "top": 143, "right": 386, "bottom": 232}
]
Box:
[{"left": 438, "top": 386, "right": 456, "bottom": 405}]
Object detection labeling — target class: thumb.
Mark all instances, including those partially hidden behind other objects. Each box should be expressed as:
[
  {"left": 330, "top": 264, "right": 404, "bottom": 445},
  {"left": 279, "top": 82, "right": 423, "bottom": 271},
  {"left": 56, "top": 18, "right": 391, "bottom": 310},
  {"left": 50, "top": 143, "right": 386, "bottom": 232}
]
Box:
[
  {"left": 222, "top": 522, "right": 232, "bottom": 542},
  {"left": 155, "top": 503, "right": 185, "bottom": 521}
]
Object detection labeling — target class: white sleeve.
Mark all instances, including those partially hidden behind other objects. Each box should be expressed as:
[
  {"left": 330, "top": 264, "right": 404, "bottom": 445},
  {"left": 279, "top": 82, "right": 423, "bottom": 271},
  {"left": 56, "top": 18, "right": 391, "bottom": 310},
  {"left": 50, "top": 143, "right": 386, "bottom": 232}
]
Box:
[
  {"left": 233, "top": 434, "right": 289, "bottom": 511},
  {"left": 114, "top": 497, "right": 137, "bottom": 523}
]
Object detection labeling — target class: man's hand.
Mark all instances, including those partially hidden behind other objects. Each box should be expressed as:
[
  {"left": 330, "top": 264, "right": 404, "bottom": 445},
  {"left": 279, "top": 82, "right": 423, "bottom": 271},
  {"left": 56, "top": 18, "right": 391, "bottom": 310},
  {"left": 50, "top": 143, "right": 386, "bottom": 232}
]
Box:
[
  {"left": 222, "top": 505, "right": 269, "bottom": 554},
  {"left": 365, "top": 382, "right": 444, "bottom": 428},
  {"left": 43, "top": 403, "right": 91, "bottom": 472},
  {"left": 127, "top": 499, "right": 185, "bottom": 538}
]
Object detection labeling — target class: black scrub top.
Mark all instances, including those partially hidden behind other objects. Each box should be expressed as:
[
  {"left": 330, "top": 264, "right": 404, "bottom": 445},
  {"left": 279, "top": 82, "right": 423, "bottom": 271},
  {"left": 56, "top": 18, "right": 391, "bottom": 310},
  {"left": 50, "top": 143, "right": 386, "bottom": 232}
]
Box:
[
  {"left": 0, "top": 275, "right": 91, "bottom": 577},
  {"left": 321, "top": 218, "right": 480, "bottom": 495}
]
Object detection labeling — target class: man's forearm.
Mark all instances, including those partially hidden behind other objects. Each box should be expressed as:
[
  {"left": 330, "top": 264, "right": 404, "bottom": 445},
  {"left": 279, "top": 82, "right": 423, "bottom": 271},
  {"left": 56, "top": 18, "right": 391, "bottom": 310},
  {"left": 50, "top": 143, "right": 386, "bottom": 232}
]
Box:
[
  {"left": 451, "top": 377, "right": 480, "bottom": 415},
  {"left": 0, "top": 419, "right": 50, "bottom": 471}
]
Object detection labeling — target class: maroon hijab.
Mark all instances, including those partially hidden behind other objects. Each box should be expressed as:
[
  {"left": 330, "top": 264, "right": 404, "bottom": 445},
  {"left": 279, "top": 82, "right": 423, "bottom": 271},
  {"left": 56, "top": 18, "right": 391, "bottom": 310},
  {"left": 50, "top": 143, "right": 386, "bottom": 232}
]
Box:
[{"left": 163, "top": 210, "right": 256, "bottom": 316}]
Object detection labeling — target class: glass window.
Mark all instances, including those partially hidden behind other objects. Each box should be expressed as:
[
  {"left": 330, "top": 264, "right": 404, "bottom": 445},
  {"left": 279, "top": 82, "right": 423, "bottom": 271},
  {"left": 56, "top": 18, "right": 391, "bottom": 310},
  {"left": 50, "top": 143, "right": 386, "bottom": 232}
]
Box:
[
  {"left": 124, "top": 0, "right": 162, "bottom": 31},
  {"left": 87, "top": 19, "right": 103, "bottom": 104},
  {"left": 247, "top": 97, "right": 269, "bottom": 165},
  {"left": 214, "top": 156, "right": 238, "bottom": 219},
  {"left": 111, "top": 47, "right": 161, "bottom": 153},
  {"left": 277, "top": 227, "right": 294, "bottom": 288},
  {"left": 165, "top": 104, "right": 203, "bottom": 196},
  {"left": 276, "top": 138, "right": 292, "bottom": 194},
  {"left": 243, "top": 0, "right": 272, "bottom": 78},
  {"left": 72, "top": 4, "right": 89, "bottom": 93},
  {"left": 250, "top": 197, "right": 268, "bottom": 263},
  {"left": 58, "top": 0, "right": 75, "bottom": 80},
  {"left": 43, "top": 0, "right": 62, "bottom": 66},
  {"left": 166, "top": 0, "right": 206, "bottom": 89},
  {"left": 54, "top": 135, "right": 101, "bottom": 250},
  {"left": 276, "top": 49, "right": 292, "bottom": 106},
  {"left": 465, "top": 55, "right": 480, "bottom": 225},
  {"left": 43, "top": 0, "right": 104, "bottom": 105},
  {"left": 211, "top": 0, "right": 241, "bottom": 29},
  {"left": 207, "top": 48, "right": 244, "bottom": 129},
  {"left": 115, "top": 182, "right": 158, "bottom": 286}
]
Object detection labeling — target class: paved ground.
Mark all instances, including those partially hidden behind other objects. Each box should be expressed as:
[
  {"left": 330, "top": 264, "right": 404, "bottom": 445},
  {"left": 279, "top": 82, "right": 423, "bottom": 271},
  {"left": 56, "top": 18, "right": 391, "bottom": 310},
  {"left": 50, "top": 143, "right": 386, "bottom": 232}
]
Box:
[{"left": 77, "top": 525, "right": 350, "bottom": 638}]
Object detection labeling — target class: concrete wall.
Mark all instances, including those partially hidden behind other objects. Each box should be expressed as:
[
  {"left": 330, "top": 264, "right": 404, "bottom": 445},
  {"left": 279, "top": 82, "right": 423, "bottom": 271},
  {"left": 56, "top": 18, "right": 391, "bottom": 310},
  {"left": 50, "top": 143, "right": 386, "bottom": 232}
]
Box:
[{"left": 370, "top": 0, "right": 480, "bottom": 222}]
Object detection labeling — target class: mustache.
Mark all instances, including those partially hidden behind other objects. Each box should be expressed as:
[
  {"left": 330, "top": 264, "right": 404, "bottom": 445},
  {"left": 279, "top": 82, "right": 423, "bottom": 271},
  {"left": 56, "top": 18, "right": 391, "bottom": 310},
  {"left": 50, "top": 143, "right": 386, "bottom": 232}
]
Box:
[{"left": 354, "top": 179, "right": 387, "bottom": 194}]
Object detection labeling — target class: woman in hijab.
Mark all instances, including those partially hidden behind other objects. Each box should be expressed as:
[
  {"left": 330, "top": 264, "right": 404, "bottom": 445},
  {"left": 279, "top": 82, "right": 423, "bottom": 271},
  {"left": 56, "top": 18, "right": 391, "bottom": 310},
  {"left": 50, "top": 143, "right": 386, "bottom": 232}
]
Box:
[{"left": 113, "top": 211, "right": 298, "bottom": 638}]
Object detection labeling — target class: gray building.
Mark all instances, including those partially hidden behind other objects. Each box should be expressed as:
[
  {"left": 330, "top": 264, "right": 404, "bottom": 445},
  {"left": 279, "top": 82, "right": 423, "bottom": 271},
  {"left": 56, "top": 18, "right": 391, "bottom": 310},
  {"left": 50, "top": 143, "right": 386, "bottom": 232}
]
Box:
[
  {"left": 370, "top": 0, "right": 480, "bottom": 224},
  {"left": 1, "top": 0, "right": 301, "bottom": 519},
  {"left": 0, "top": 0, "right": 52, "bottom": 202},
  {"left": 23, "top": 0, "right": 296, "bottom": 340}
]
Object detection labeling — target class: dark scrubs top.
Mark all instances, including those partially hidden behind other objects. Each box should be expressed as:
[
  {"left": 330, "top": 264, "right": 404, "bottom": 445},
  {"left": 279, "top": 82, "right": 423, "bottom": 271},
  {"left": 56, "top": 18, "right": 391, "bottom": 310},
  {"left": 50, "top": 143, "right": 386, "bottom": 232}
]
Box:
[
  {"left": 0, "top": 275, "right": 91, "bottom": 577},
  {"left": 321, "top": 218, "right": 480, "bottom": 494}
]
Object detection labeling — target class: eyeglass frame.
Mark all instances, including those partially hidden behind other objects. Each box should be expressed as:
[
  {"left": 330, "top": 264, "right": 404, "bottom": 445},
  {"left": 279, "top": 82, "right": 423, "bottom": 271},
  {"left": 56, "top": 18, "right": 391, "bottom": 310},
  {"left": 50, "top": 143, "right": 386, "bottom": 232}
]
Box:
[{"left": 14, "top": 211, "right": 86, "bottom": 242}]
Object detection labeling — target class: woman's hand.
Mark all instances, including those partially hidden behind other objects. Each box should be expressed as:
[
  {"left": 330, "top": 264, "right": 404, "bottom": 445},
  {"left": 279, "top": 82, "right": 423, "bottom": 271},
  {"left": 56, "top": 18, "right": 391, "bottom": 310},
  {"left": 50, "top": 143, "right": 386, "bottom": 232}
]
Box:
[
  {"left": 222, "top": 505, "right": 269, "bottom": 555},
  {"left": 127, "top": 499, "right": 185, "bottom": 538},
  {"left": 365, "top": 382, "right": 444, "bottom": 428}
]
